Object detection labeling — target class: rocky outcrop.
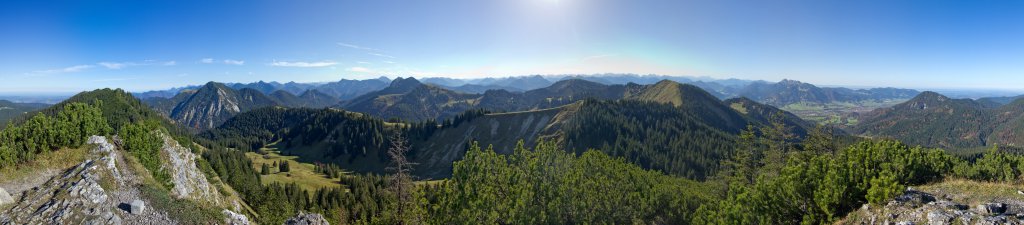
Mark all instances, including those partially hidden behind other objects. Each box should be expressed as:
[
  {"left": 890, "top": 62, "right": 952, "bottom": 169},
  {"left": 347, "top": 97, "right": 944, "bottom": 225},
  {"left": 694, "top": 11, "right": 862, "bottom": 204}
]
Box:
[
  {"left": 284, "top": 212, "right": 329, "bottom": 225},
  {"left": 223, "top": 209, "right": 250, "bottom": 225},
  {"left": 159, "top": 132, "right": 222, "bottom": 205},
  {"left": 0, "top": 156, "right": 119, "bottom": 224},
  {"left": 0, "top": 188, "right": 12, "bottom": 206},
  {"left": 0, "top": 136, "right": 179, "bottom": 224},
  {"left": 89, "top": 135, "right": 124, "bottom": 185},
  {"left": 848, "top": 188, "right": 1024, "bottom": 225}
]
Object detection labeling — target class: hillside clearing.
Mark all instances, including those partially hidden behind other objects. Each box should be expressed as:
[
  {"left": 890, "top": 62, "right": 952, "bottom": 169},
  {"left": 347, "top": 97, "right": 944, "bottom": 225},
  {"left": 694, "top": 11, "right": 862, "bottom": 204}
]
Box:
[{"left": 247, "top": 149, "right": 342, "bottom": 192}]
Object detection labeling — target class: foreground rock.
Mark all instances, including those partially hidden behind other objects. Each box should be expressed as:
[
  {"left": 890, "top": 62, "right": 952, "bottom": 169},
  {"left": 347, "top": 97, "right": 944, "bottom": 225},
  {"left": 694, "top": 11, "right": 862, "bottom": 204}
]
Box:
[
  {"left": 0, "top": 188, "right": 12, "bottom": 206},
  {"left": 159, "top": 132, "right": 222, "bottom": 205},
  {"left": 284, "top": 212, "right": 330, "bottom": 225},
  {"left": 223, "top": 209, "right": 251, "bottom": 225},
  {"left": 0, "top": 136, "right": 176, "bottom": 224},
  {"left": 0, "top": 158, "right": 119, "bottom": 224},
  {"left": 130, "top": 200, "right": 146, "bottom": 215},
  {"left": 846, "top": 187, "right": 1024, "bottom": 225}
]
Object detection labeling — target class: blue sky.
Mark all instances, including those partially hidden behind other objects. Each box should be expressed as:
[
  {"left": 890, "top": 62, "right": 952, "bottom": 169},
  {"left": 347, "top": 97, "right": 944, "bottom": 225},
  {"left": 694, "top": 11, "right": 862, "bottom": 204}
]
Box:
[{"left": 2, "top": 0, "right": 1024, "bottom": 93}]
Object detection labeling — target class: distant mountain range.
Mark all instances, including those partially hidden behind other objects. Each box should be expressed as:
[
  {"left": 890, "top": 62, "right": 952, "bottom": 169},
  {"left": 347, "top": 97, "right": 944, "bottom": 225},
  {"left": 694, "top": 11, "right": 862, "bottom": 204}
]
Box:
[
  {"left": 143, "top": 82, "right": 343, "bottom": 129},
  {"left": 207, "top": 77, "right": 813, "bottom": 180},
  {"left": 141, "top": 73, "right": 920, "bottom": 130},
  {"left": 853, "top": 91, "right": 1024, "bottom": 150},
  {"left": 133, "top": 74, "right": 1024, "bottom": 153},
  {"left": 338, "top": 77, "right": 479, "bottom": 121},
  {"left": 0, "top": 100, "right": 49, "bottom": 128},
  {"left": 135, "top": 75, "right": 922, "bottom": 109},
  {"left": 725, "top": 79, "right": 920, "bottom": 107}
]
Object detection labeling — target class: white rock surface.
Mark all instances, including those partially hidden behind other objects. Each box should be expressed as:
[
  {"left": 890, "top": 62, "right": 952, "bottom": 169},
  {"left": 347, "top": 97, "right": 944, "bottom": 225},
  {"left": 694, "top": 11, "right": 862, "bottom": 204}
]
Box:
[
  {"left": 284, "top": 212, "right": 330, "bottom": 225},
  {"left": 849, "top": 189, "right": 1023, "bottom": 225},
  {"left": 89, "top": 135, "right": 124, "bottom": 185},
  {"left": 0, "top": 188, "right": 13, "bottom": 206},
  {"left": 223, "top": 209, "right": 251, "bottom": 225},
  {"left": 1, "top": 135, "right": 176, "bottom": 224},
  {"left": 130, "top": 200, "right": 145, "bottom": 215},
  {"left": 159, "top": 132, "right": 222, "bottom": 205}
]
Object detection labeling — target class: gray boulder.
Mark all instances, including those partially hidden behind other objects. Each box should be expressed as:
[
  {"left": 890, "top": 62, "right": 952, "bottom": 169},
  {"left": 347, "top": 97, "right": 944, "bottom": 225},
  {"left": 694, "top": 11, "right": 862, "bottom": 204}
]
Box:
[
  {"left": 284, "top": 212, "right": 329, "bottom": 225},
  {"left": 0, "top": 187, "right": 13, "bottom": 206},
  {"left": 223, "top": 209, "right": 251, "bottom": 225},
  {"left": 894, "top": 190, "right": 936, "bottom": 207},
  {"left": 976, "top": 203, "right": 1006, "bottom": 215},
  {"left": 926, "top": 210, "right": 953, "bottom": 225},
  {"left": 130, "top": 200, "right": 146, "bottom": 215}
]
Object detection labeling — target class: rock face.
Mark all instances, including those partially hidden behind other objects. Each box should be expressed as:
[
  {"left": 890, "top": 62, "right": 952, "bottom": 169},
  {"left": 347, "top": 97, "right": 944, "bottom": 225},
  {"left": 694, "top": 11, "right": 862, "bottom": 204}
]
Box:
[
  {"left": 977, "top": 203, "right": 1007, "bottom": 215},
  {"left": 848, "top": 188, "right": 1024, "bottom": 225},
  {"left": 0, "top": 136, "right": 176, "bottom": 224},
  {"left": 170, "top": 82, "right": 279, "bottom": 129},
  {"left": 284, "top": 212, "right": 330, "bottom": 225},
  {"left": 223, "top": 209, "right": 251, "bottom": 225},
  {"left": 159, "top": 132, "right": 222, "bottom": 205},
  {"left": 0, "top": 158, "right": 118, "bottom": 224},
  {"left": 0, "top": 188, "right": 12, "bottom": 206}
]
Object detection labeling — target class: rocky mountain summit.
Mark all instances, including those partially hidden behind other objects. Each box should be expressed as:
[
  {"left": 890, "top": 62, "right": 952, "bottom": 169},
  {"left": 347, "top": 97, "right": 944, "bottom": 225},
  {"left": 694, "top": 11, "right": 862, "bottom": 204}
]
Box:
[{"left": 0, "top": 135, "right": 248, "bottom": 225}]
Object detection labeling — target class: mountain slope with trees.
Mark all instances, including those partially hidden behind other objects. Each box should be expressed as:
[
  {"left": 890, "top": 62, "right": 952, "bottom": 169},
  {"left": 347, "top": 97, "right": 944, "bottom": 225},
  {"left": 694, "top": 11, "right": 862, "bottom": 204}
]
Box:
[
  {"left": 169, "top": 82, "right": 280, "bottom": 129},
  {"left": 733, "top": 79, "right": 920, "bottom": 107},
  {"left": 853, "top": 91, "right": 1024, "bottom": 150},
  {"left": 0, "top": 100, "right": 48, "bottom": 128},
  {"left": 339, "top": 77, "right": 479, "bottom": 122}
]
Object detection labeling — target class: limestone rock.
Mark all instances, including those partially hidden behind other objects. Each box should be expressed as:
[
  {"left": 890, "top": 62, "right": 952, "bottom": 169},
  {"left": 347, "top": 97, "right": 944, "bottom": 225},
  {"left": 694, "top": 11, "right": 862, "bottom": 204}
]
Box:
[
  {"left": 846, "top": 188, "right": 1023, "bottom": 224},
  {"left": 926, "top": 210, "right": 952, "bottom": 225},
  {"left": 159, "top": 132, "right": 222, "bottom": 205},
  {"left": 894, "top": 189, "right": 936, "bottom": 207},
  {"left": 0, "top": 188, "right": 13, "bottom": 206},
  {"left": 130, "top": 200, "right": 145, "bottom": 215},
  {"left": 0, "top": 135, "right": 176, "bottom": 225},
  {"left": 223, "top": 209, "right": 250, "bottom": 225},
  {"left": 976, "top": 203, "right": 1006, "bottom": 215},
  {"left": 284, "top": 212, "right": 329, "bottom": 225},
  {"left": 0, "top": 160, "right": 111, "bottom": 224}
]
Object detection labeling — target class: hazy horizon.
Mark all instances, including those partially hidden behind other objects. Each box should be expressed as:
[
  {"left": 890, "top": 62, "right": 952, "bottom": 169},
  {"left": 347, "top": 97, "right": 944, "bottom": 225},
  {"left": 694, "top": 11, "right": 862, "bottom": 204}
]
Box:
[
  {"left": 3, "top": 0, "right": 1024, "bottom": 93},
  {"left": 2, "top": 74, "right": 1023, "bottom": 101}
]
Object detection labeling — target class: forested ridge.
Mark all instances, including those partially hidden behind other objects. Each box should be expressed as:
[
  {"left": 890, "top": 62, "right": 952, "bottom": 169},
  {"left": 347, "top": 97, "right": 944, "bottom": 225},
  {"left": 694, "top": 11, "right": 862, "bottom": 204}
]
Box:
[
  {"left": 562, "top": 99, "right": 738, "bottom": 179},
  {"left": 0, "top": 100, "right": 49, "bottom": 129},
  {"left": 854, "top": 91, "right": 1024, "bottom": 151}
]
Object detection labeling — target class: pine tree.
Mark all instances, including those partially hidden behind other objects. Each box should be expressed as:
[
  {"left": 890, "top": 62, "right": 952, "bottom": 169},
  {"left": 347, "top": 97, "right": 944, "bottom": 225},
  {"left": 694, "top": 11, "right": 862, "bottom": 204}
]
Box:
[
  {"left": 261, "top": 163, "right": 270, "bottom": 175},
  {"left": 759, "top": 113, "right": 794, "bottom": 179},
  {"left": 805, "top": 123, "right": 839, "bottom": 154},
  {"left": 387, "top": 132, "right": 421, "bottom": 225},
  {"left": 280, "top": 160, "right": 290, "bottom": 172}
]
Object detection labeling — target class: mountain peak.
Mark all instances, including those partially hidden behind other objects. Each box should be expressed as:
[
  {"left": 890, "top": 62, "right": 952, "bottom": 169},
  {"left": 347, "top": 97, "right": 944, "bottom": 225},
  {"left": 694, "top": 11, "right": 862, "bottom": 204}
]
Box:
[
  {"left": 633, "top": 80, "right": 718, "bottom": 106},
  {"left": 654, "top": 79, "right": 680, "bottom": 86},
  {"left": 776, "top": 79, "right": 807, "bottom": 86},
  {"left": 551, "top": 78, "right": 599, "bottom": 87},
  {"left": 911, "top": 91, "right": 949, "bottom": 102},
  {"left": 199, "top": 81, "right": 228, "bottom": 91},
  {"left": 390, "top": 77, "right": 423, "bottom": 89}
]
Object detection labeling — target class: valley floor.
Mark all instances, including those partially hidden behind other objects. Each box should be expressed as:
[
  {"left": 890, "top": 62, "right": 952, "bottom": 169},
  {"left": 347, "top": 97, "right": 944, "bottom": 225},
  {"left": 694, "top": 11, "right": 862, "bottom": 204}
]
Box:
[{"left": 781, "top": 99, "right": 907, "bottom": 126}]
